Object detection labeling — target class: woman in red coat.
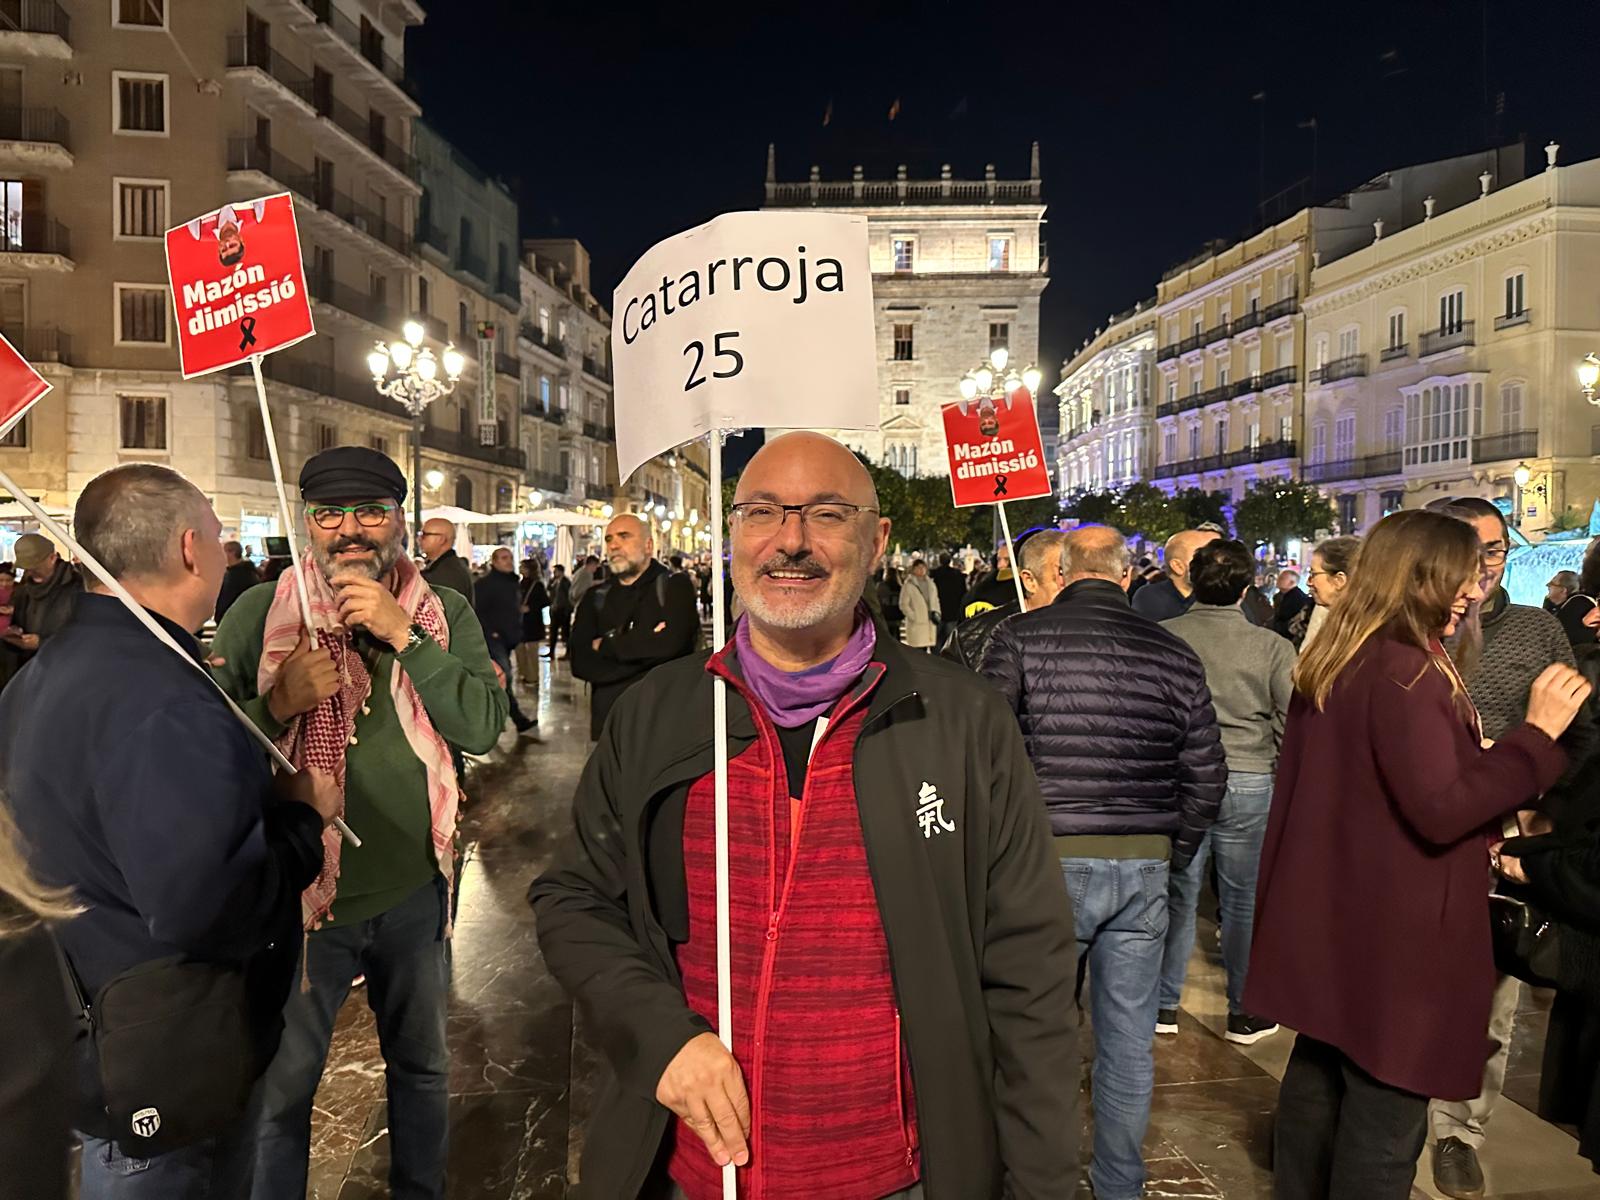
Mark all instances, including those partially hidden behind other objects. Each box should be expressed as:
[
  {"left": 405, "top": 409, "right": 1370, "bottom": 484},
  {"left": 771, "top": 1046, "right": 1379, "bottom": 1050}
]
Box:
[{"left": 1244, "top": 509, "right": 1592, "bottom": 1200}]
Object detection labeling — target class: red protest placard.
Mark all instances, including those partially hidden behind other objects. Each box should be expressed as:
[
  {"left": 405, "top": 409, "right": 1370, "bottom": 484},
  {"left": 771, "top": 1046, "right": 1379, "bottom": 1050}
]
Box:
[
  {"left": 941, "top": 388, "right": 1052, "bottom": 508},
  {"left": 164, "top": 193, "right": 316, "bottom": 379},
  {"left": 0, "top": 330, "right": 51, "bottom": 439}
]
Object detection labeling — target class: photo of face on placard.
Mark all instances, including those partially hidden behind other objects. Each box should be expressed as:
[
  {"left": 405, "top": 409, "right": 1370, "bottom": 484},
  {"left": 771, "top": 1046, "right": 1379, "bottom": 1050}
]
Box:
[
  {"left": 164, "top": 192, "right": 316, "bottom": 379},
  {"left": 956, "top": 392, "right": 1019, "bottom": 438}
]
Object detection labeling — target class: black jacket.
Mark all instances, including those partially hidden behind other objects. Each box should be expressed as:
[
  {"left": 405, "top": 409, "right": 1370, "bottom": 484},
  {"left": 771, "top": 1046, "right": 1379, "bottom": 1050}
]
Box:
[
  {"left": 529, "top": 635, "right": 1079, "bottom": 1199},
  {"left": 12, "top": 560, "right": 81, "bottom": 644},
  {"left": 421, "top": 549, "right": 474, "bottom": 600},
  {"left": 569, "top": 560, "right": 700, "bottom": 738},
  {"left": 941, "top": 599, "right": 1019, "bottom": 670},
  {"left": 930, "top": 564, "right": 967, "bottom": 622},
  {"left": 520, "top": 577, "right": 549, "bottom": 640},
  {"left": 215, "top": 559, "right": 260, "bottom": 622},
  {"left": 473, "top": 567, "right": 523, "bottom": 649},
  {"left": 1130, "top": 575, "right": 1192, "bottom": 622},
  {"left": 980, "top": 578, "right": 1226, "bottom": 866},
  {"left": 0, "top": 596, "right": 324, "bottom": 1132},
  {"left": 0, "top": 917, "right": 72, "bottom": 1200},
  {"left": 1272, "top": 586, "right": 1314, "bottom": 640}
]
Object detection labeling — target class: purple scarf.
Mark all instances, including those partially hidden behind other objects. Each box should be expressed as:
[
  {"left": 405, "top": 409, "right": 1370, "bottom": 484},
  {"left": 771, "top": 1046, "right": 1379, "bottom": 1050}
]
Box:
[{"left": 733, "top": 607, "right": 877, "bottom": 727}]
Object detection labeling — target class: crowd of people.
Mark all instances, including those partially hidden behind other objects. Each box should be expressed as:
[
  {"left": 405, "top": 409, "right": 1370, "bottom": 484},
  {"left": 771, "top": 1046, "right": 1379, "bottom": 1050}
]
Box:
[{"left": 6, "top": 430, "right": 1600, "bottom": 1200}]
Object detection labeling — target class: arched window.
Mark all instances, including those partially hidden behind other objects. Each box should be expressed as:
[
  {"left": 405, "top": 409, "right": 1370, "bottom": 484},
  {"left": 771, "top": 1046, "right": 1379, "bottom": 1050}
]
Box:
[{"left": 455, "top": 475, "right": 474, "bottom": 510}]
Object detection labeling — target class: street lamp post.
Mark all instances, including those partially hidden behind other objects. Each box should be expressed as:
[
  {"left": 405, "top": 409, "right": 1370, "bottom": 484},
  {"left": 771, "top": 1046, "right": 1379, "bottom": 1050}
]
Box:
[
  {"left": 1513, "top": 460, "right": 1531, "bottom": 527},
  {"left": 368, "top": 320, "right": 466, "bottom": 547}
]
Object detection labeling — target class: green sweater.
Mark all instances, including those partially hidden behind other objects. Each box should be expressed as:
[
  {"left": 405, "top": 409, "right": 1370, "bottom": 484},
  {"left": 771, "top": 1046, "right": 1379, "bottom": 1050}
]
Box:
[{"left": 210, "top": 581, "right": 508, "bottom": 924}]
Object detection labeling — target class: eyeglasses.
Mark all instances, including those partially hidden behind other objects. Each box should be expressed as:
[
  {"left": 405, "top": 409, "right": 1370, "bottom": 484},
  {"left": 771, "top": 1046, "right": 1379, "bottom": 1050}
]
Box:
[
  {"left": 729, "top": 501, "right": 879, "bottom": 533},
  {"left": 1481, "top": 547, "right": 1508, "bottom": 565},
  {"left": 306, "top": 502, "right": 396, "bottom": 530}
]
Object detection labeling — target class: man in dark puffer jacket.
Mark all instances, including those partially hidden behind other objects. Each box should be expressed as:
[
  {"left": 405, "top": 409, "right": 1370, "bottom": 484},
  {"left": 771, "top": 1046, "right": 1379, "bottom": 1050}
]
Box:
[{"left": 982, "top": 523, "right": 1224, "bottom": 1200}]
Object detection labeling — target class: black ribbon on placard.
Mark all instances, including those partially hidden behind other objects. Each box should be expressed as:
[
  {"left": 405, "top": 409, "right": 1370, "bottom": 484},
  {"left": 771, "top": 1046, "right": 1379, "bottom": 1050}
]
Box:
[
  {"left": 238, "top": 317, "right": 258, "bottom": 352},
  {"left": 993, "top": 475, "right": 1008, "bottom": 497}
]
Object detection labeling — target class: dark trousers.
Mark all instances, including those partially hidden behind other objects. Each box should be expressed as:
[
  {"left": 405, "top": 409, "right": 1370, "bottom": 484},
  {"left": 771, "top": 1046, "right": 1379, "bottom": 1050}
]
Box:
[
  {"left": 1274, "top": 1034, "right": 1427, "bottom": 1200},
  {"left": 484, "top": 637, "right": 528, "bottom": 725},
  {"left": 548, "top": 609, "right": 571, "bottom": 651}
]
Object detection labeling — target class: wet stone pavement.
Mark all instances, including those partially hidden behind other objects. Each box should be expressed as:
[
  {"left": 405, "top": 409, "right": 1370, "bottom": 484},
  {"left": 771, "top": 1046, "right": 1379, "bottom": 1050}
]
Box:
[{"left": 305, "top": 655, "right": 1600, "bottom": 1199}]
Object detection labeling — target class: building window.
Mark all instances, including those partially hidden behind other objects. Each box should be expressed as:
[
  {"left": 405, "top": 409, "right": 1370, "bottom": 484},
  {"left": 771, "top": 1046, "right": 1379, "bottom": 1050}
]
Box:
[
  {"left": 370, "top": 433, "right": 388, "bottom": 456},
  {"left": 988, "top": 322, "right": 1009, "bottom": 354},
  {"left": 1215, "top": 416, "right": 1228, "bottom": 455},
  {"left": 1246, "top": 288, "right": 1261, "bottom": 313},
  {"left": 1337, "top": 494, "right": 1358, "bottom": 532},
  {"left": 1404, "top": 381, "right": 1477, "bottom": 466},
  {"left": 1247, "top": 420, "right": 1260, "bottom": 450},
  {"left": 1388, "top": 310, "right": 1406, "bottom": 350},
  {"left": 893, "top": 387, "right": 911, "bottom": 406},
  {"left": 1280, "top": 414, "right": 1293, "bottom": 443},
  {"left": 1504, "top": 272, "right": 1526, "bottom": 318},
  {"left": 1189, "top": 365, "right": 1201, "bottom": 396},
  {"left": 1245, "top": 345, "right": 1261, "bottom": 378},
  {"left": 538, "top": 306, "right": 550, "bottom": 336},
  {"left": 417, "top": 275, "right": 430, "bottom": 314},
  {"left": 1187, "top": 424, "right": 1200, "bottom": 459},
  {"left": 1310, "top": 422, "right": 1327, "bottom": 465},
  {"left": 458, "top": 300, "right": 469, "bottom": 341},
  {"left": 892, "top": 323, "right": 913, "bottom": 361},
  {"left": 1334, "top": 412, "right": 1356, "bottom": 462},
  {"left": 0, "top": 413, "right": 26, "bottom": 448},
  {"left": 1218, "top": 363, "right": 1230, "bottom": 389},
  {"left": 315, "top": 421, "right": 337, "bottom": 452},
  {"left": 1165, "top": 378, "right": 1176, "bottom": 405},
  {"left": 1337, "top": 327, "right": 1359, "bottom": 359},
  {"left": 558, "top": 317, "right": 568, "bottom": 341},
  {"left": 114, "top": 0, "right": 165, "bottom": 27},
  {"left": 892, "top": 238, "right": 914, "bottom": 272},
  {"left": 1501, "top": 381, "right": 1524, "bottom": 432},
  {"left": 1381, "top": 489, "right": 1404, "bottom": 515},
  {"left": 119, "top": 394, "right": 166, "bottom": 450},
  {"left": 987, "top": 235, "right": 1012, "bottom": 271},
  {"left": 1313, "top": 334, "right": 1329, "bottom": 371},
  {"left": 558, "top": 382, "right": 569, "bottom": 410},
  {"left": 113, "top": 178, "right": 166, "bottom": 240},
  {"left": 1384, "top": 406, "right": 1403, "bottom": 451},
  {"left": 245, "top": 409, "right": 268, "bottom": 461},
  {"left": 539, "top": 376, "right": 551, "bottom": 409},
  {"left": 1163, "top": 428, "right": 1177, "bottom": 464},
  {"left": 114, "top": 284, "right": 168, "bottom": 345},
  {"left": 1439, "top": 288, "right": 1466, "bottom": 334},
  {"left": 113, "top": 72, "right": 167, "bottom": 135}
]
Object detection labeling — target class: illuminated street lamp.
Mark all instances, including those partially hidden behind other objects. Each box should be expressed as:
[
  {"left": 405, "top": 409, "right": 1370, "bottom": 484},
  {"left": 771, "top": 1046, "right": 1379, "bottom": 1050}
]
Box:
[
  {"left": 958, "top": 345, "right": 1047, "bottom": 552},
  {"left": 369, "top": 320, "right": 466, "bottom": 542},
  {"left": 1580, "top": 352, "right": 1600, "bottom": 404}
]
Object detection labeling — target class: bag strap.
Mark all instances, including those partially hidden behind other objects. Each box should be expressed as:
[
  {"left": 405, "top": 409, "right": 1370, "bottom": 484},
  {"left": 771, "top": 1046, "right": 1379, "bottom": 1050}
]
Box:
[{"left": 47, "top": 928, "right": 93, "bottom": 1028}]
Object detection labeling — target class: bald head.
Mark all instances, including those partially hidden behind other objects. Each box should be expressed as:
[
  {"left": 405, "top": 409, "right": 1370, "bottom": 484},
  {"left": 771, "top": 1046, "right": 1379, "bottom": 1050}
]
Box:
[
  {"left": 604, "top": 512, "right": 653, "bottom": 582},
  {"left": 736, "top": 431, "right": 879, "bottom": 510},
  {"left": 419, "top": 517, "right": 455, "bottom": 563},
  {"left": 1062, "top": 525, "right": 1132, "bottom": 587},
  {"left": 1163, "top": 528, "right": 1221, "bottom": 596}
]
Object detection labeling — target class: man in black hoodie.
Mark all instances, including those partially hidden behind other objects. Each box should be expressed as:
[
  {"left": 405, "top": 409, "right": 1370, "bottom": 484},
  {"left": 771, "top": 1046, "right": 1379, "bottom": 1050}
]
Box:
[
  {"left": 214, "top": 540, "right": 260, "bottom": 621},
  {"left": 569, "top": 512, "right": 699, "bottom": 738},
  {"left": 474, "top": 546, "right": 535, "bottom": 733}
]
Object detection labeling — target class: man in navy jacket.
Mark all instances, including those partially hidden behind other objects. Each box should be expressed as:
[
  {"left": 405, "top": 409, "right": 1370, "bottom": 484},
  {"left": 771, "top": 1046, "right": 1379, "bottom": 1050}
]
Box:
[{"left": 0, "top": 464, "right": 332, "bottom": 1198}]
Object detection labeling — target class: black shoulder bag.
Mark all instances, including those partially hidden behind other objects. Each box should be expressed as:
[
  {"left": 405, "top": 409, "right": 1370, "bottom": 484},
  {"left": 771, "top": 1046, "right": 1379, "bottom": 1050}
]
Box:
[
  {"left": 52, "top": 938, "right": 267, "bottom": 1157},
  {"left": 1488, "top": 884, "right": 1561, "bottom": 988}
]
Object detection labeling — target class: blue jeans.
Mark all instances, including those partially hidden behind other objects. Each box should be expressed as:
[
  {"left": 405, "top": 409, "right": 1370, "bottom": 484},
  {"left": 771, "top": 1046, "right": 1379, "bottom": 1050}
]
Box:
[
  {"left": 1062, "top": 856, "right": 1169, "bottom": 1200},
  {"left": 80, "top": 1113, "right": 255, "bottom": 1200},
  {"left": 1157, "top": 771, "right": 1273, "bottom": 1015},
  {"left": 251, "top": 879, "right": 450, "bottom": 1200}
]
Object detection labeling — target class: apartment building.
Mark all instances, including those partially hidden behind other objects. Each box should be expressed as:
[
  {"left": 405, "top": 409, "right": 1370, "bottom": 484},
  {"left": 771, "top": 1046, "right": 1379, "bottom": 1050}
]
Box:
[
  {"left": 1301, "top": 145, "right": 1600, "bottom": 534},
  {"left": 764, "top": 144, "right": 1048, "bottom": 477},
  {"left": 1055, "top": 300, "right": 1158, "bottom": 494}
]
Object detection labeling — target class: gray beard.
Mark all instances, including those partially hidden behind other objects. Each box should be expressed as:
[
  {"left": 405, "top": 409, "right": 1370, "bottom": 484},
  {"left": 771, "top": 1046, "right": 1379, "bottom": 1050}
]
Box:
[{"left": 313, "top": 536, "right": 401, "bottom": 582}]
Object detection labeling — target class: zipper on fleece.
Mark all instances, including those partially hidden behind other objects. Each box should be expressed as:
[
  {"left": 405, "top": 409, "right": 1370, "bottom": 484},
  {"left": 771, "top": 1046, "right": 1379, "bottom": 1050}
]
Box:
[{"left": 895, "top": 1009, "right": 914, "bottom": 1168}]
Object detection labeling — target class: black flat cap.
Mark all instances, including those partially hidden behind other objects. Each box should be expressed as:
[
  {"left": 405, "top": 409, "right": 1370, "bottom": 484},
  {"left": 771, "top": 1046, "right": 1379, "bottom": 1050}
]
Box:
[{"left": 299, "top": 445, "right": 407, "bottom": 504}]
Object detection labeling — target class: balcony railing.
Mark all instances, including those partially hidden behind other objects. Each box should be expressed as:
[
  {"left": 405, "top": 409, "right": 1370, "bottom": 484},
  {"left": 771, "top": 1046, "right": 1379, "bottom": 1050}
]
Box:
[
  {"left": 0, "top": 217, "right": 68, "bottom": 257},
  {"left": 2, "top": 325, "right": 70, "bottom": 365},
  {"left": 456, "top": 248, "right": 488, "bottom": 282},
  {"left": 1263, "top": 295, "right": 1299, "bottom": 322},
  {"left": 1471, "top": 429, "right": 1537, "bottom": 464},
  {"left": 308, "top": 0, "right": 415, "bottom": 96},
  {"left": 227, "top": 139, "right": 410, "bottom": 257},
  {"left": 538, "top": 406, "right": 565, "bottom": 426},
  {"left": 422, "top": 424, "right": 526, "bottom": 470},
  {"left": 226, "top": 35, "right": 314, "bottom": 106},
  {"left": 1204, "top": 321, "right": 1232, "bottom": 346},
  {"left": 1420, "top": 322, "right": 1475, "bottom": 356},
  {"left": 581, "top": 419, "right": 606, "bottom": 440},
  {"left": 316, "top": 92, "right": 416, "bottom": 179},
  {"left": 1231, "top": 308, "right": 1265, "bottom": 334},
  {"left": 494, "top": 268, "right": 520, "bottom": 302},
  {"left": 1380, "top": 343, "right": 1409, "bottom": 363},
  {"left": 1157, "top": 342, "right": 1179, "bottom": 363},
  {"left": 1312, "top": 354, "right": 1368, "bottom": 384},
  {"left": 1177, "top": 331, "right": 1206, "bottom": 355},
  {"left": 582, "top": 355, "right": 611, "bottom": 383},
  {"left": 1196, "top": 383, "right": 1232, "bottom": 408},
  {"left": 0, "top": 1, "right": 70, "bottom": 40},
  {"left": 1154, "top": 438, "right": 1298, "bottom": 480},
  {"left": 0, "top": 105, "right": 68, "bottom": 148},
  {"left": 586, "top": 481, "right": 611, "bottom": 501},
  {"left": 530, "top": 468, "right": 567, "bottom": 494},
  {"left": 1493, "top": 309, "right": 1532, "bottom": 332},
  {"left": 304, "top": 268, "right": 405, "bottom": 331},
  {"left": 493, "top": 351, "right": 520, "bottom": 379},
  {"left": 417, "top": 220, "right": 448, "bottom": 257},
  {"left": 1304, "top": 451, "right": 1403, "bottom": 484},
  {"left": 1250, "top": 438, "right": 1296, "bottom": 464}
]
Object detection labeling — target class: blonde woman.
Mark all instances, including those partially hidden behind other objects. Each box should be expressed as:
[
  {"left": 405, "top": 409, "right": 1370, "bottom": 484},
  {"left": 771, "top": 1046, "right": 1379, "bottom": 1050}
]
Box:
[
  {"left": 1244, "top": 510, "right": 1592, "bottom": 1200},
  {"left": 0, "top": 797, "right": 79, "bottom": 1200}
]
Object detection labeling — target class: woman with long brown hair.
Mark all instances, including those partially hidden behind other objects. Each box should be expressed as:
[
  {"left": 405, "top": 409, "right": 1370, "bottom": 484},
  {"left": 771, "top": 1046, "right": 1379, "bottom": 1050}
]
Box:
[
  {"left": 1244, "top": 509, "right": 1592, "bottom": 1199},
  {"left": 0, "top": 795, "right": 80, "bottom": 1200}
]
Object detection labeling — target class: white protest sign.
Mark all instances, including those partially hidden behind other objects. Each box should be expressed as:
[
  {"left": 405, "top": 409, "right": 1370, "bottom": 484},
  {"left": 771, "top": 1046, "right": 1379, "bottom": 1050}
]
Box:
[{"left": 610, "top": 211, "right": 878, "bottom": 481}]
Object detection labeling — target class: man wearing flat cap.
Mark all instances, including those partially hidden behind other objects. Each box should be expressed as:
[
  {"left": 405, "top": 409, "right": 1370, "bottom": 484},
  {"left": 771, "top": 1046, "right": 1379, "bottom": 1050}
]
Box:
[{"left": 210, "top": 445, "right": 509, "bottom": 1198}]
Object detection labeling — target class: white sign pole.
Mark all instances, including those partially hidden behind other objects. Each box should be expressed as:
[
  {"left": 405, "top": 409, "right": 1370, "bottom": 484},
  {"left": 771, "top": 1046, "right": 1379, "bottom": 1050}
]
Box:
[
  {"left": 0, "top": 464, "right": 360, "bottom": 848},
  {"left": 995, "top": 501, "right": 1028, "bottom": 610},
  {"left": 707, "top": 430, "right": 736, "bottom": 1200},
  {"left": 249, "top": 353, "right": 317, "bottom": 641}
]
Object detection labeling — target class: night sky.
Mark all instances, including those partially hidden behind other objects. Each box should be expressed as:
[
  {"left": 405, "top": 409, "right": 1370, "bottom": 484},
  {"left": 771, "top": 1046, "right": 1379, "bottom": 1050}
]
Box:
[{"left": 412, "top": 0, "right": 1600, "bottom": 450}]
